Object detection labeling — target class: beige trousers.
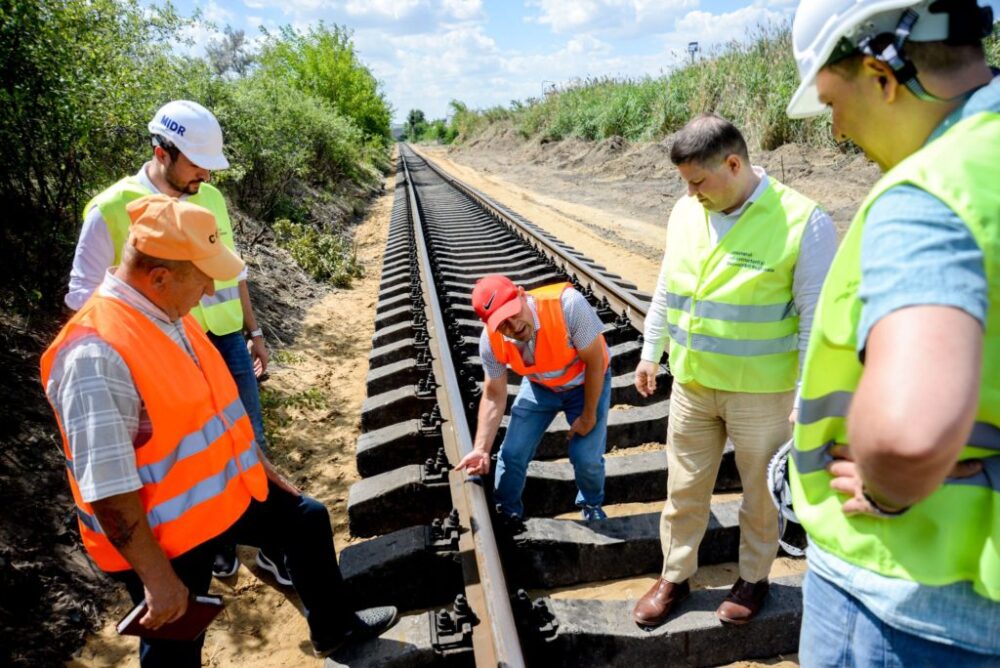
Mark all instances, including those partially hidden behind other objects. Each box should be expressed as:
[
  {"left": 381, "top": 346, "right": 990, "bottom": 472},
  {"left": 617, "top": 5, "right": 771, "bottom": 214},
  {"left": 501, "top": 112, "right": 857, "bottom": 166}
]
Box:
[{"left": 660, "top": 380, "right": 794, "bottom": 584}]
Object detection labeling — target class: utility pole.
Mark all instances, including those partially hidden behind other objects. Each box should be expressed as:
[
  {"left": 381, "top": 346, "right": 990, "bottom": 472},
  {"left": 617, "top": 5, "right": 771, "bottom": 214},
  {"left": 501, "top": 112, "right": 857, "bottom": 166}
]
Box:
[{"left": 687, "top": 41, "right": 700, "bottom": 64}]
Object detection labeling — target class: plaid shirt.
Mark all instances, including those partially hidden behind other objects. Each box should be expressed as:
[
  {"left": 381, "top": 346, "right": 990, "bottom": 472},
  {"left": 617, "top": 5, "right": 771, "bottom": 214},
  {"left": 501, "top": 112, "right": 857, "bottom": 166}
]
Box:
[{"left": 45, "top": 270, "right": 198, "bottom": 503}]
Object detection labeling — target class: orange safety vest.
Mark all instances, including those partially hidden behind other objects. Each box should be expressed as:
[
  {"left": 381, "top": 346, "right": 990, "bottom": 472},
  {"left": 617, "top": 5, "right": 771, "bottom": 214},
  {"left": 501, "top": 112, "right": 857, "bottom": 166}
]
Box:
[
  {"left": 41, "top": 294, "right": 269, "bottom": 572},
  {"left": 487, "top": 283, "right": 609, "bottom": 390}
]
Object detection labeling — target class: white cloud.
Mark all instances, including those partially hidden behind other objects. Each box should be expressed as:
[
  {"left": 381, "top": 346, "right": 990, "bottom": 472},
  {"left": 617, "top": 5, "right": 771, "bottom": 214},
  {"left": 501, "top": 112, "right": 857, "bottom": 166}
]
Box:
[
  {"left": 344, "top": 0, "right": 425, "bottom": 20},
  {"left": 672, "top": 5, "right": 788, "bottom": 46},
  {"left": 442, "top": 0, "right": 483, "bottom": 20},
  {"left": 192, "top": 0, "right": 235, "bottom": 27},
  {"left": 528, "top": 0, "right": 699, "bottom": 36}
]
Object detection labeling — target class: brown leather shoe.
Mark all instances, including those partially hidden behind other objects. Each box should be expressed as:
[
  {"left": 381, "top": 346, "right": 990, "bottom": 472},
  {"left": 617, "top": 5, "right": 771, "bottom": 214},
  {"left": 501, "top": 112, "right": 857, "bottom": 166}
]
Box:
[
  {"left": 716, "top": 577, "right": 769, "bottom": 625},
  {"left": 632, "top": 578, "right": 690, "bottom": 627}
]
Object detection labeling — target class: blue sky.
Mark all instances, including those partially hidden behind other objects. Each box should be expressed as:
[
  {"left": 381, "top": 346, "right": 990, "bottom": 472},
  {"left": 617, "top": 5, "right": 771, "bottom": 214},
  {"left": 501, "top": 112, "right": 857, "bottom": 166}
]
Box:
[{"left": 166, "top": 0, "right": 1000, "bottom": 124}]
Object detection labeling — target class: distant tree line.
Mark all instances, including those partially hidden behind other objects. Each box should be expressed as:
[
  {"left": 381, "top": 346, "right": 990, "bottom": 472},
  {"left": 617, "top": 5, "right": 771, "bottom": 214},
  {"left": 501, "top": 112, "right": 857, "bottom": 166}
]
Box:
[
  {"left": 0, "top": 0, "right": 394, "bottom": 312},
  {"left": 403, "top": 107, "right": 458, "bottom": 144}
]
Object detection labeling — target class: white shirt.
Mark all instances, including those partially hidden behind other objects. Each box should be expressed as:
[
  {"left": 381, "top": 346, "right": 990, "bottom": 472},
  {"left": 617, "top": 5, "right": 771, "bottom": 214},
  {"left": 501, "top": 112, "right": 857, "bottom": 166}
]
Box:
[
  {"left": 64, "top": 164, "right": 247, "bottom": 310},
  {"left": 641, "top": 167, "right": 838, "bottom": 392}
]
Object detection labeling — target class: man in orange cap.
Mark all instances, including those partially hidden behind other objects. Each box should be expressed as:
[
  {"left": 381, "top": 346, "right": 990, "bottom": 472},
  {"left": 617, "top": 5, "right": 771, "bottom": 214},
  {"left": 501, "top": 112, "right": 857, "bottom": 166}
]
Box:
[
  {"left": 457, "top": 274, "right": 612, "bottom": 521},
  {"left": 42, "top": 194, "right": 397, "bottom": 665},
  {"left": 64, "top": 101, "right": 275, "bottom": 582}
]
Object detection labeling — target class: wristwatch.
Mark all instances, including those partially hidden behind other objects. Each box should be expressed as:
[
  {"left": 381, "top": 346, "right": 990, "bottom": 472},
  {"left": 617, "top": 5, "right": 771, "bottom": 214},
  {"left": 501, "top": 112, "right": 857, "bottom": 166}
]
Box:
[
  {"left": 249, "top": 328, "right": 264, "bottom": 339},
  {"left": 861, "top": 485, "right": 910, "bottom": 517}
]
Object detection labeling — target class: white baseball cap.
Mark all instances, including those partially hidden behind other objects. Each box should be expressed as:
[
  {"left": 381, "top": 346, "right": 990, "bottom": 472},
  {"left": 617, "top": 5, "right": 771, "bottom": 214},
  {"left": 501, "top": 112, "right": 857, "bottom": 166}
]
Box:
[{"left": 148, "top": 100, "right": 230, "bottom": 170}]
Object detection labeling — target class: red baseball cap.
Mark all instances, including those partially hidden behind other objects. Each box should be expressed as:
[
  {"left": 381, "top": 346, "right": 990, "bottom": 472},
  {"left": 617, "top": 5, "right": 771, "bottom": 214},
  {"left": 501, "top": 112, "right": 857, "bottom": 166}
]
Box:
[{"left": 472, "top": 275, "right": 522, "bottom": 332}]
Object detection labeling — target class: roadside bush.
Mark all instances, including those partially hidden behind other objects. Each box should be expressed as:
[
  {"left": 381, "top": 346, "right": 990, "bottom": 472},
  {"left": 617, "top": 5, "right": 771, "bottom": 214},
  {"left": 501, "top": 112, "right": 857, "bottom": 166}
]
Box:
[
  {"left": 217, "top": 73, "right": 377, "bottom": 220},
  {"left": 273, "top": 219, "right": 364, "bottom": 288},
  {"left": 987, "top": 22, "right": 999, "bottom": 69},
  {"left": 0, "top": 0, "right": 196, "bottom": 310},
  {"left": 0, "top": 0, "right": 391, "bottom": 312}
]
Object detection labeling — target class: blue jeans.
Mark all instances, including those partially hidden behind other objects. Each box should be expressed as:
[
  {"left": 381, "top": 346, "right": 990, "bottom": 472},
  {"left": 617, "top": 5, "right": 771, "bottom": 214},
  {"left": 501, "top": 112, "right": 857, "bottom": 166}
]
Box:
[
  {"left": 494, "top": 370, "right": 611, "bottom": 517},
  {"left": 113, "top": 482, "right": 354, "bottom": 667},
  {"left": 800, "top": 568, "right": 999, "bottom": 667},
  {"left": 208, "top": 331, "right": 267, "bottom": 450}
]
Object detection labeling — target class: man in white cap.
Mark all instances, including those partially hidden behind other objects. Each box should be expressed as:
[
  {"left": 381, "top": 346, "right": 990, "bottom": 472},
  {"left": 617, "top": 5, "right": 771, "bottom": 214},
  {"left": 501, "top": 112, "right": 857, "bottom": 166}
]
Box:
[
  {"left": 65, "top": 100, "right": 281, "bottom": 582},
  {"left": 43, "top": 194, "right": 397, "bottom": 665},
  {"left": 785, "top": 0, "right": 998, "bottom": 663}
]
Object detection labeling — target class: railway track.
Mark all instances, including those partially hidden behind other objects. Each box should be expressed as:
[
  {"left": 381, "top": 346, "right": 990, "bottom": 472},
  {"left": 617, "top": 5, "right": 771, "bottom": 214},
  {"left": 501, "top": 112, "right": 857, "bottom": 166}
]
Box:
[{"left": 328, "top": 145, "right": 805, "bottom": 667}]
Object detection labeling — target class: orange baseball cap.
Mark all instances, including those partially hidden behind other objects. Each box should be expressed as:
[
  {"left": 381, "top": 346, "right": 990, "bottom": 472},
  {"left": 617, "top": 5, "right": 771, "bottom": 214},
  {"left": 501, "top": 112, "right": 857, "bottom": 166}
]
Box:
[{"left": 125, "top": 194, "right": 244, "bottom": 281}]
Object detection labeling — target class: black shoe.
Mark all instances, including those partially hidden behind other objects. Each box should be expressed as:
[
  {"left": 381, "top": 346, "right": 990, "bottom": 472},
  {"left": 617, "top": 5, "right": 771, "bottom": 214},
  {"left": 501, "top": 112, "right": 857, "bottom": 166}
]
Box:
[
  {"left": 255, "top": 549, "right": 292, "bottom": 586},
  {"left": 311, "top": 606, "right": 399, "bottom": 658},
  {"left": 212, "top": 544, "right": 239, "bottom": 578}
]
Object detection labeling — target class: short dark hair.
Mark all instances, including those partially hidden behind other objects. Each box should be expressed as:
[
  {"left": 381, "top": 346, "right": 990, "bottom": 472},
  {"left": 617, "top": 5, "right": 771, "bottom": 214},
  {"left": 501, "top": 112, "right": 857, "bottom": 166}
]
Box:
[
  {"left": 152, "top": 134, "right": 180, "bottom": 161},
  {"left": 669, "top": 113, "right": 750, "bottom": 167}
]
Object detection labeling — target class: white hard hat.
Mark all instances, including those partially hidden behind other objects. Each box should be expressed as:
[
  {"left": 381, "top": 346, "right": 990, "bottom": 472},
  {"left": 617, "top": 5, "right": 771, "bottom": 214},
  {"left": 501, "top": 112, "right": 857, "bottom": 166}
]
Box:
[
  {"left": 787, "top": 0, "right": 953, "bottom": 118},
  {"left": 148, "top": 100, "right": 230, "bottom": 170}
]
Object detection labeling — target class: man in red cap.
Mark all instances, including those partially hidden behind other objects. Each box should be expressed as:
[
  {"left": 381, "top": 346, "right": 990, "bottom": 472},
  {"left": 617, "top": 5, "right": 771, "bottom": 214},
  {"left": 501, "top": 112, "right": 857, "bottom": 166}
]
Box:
[{"left": 457, "top": 274, "right": 612, "bottom": 521}]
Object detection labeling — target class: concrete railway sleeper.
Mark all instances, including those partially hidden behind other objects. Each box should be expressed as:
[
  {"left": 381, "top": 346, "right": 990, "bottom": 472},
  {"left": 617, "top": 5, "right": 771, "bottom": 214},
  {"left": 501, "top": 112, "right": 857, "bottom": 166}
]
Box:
[{"left": 330, "top": 146, "right": 803, "bottom": 667}]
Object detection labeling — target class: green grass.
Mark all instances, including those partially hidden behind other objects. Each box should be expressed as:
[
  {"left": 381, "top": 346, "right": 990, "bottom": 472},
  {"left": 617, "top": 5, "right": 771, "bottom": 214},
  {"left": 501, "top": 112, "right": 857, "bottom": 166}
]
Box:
[
  {"left": 450, "top": 22, "right": 1000, "bottom": 151},
  {"left": 273, "top": 218, "right": 365, "bottom": 288},
  {"left": 260, "top": 386, "right": 328, "bottom": 447}
]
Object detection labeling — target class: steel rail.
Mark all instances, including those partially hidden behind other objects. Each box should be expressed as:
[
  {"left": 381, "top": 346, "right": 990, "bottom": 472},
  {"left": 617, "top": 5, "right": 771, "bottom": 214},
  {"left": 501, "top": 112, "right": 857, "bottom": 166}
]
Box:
[
  {"left": 410, "top": 145, "right": 650, "bottom": 334},
  {"left": 401, "top": 151, "right": 526, "bottom": 668}
]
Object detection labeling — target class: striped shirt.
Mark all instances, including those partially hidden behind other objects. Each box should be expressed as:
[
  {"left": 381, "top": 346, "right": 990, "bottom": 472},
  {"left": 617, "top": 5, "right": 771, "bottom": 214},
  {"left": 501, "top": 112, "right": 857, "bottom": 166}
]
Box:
[
  {"left": 45, "top": 270, "right": 198, "bottom": 503},
  {"left": 478, "top": 287, "right": 607, "bottom": 388}
]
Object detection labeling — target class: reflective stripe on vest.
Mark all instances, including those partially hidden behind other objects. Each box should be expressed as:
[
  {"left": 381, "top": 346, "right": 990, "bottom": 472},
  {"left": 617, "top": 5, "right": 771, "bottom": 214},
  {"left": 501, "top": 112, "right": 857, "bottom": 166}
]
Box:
[
  {"left": 76, "top": 445, "right": 262, "bottom": 533},
  {"left": 136, "top": 398, "right": 248, "bottom": 485},
  {"left": 199, "top": 285, "right": 241, "bottom": 309},
  {"left": 791, "top": 110, "right": 1000, "bottom": 601},
  {"left": 666, "top": 291, "right": 796, "bottom": 323},
  {"left": 663, "top": 179, "right": 816, "bottom": 393},
  {"left": 487, "top": 283, "right": 609, "bottom": 390},
  {"left": 40, "top": 295, "right": 268, "bottom": 572},
  {"left": 668, "top": 322, "right": 798, "bottom": 357},
  {"left": 86, "top": 176, "right": 244, "bottom": 335}
]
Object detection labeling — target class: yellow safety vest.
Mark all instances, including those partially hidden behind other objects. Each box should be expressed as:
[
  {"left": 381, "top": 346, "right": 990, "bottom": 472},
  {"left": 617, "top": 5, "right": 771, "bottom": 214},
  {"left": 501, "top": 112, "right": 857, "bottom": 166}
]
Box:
[
  {"left": 791, "top": 110, "right": 1000, "bottom": 601},
  {"left": 663, "top": 179, "right": 816, "bottom": 392},
  {"left": 84, "top": 176, "right": 244, "bottom": 335}
]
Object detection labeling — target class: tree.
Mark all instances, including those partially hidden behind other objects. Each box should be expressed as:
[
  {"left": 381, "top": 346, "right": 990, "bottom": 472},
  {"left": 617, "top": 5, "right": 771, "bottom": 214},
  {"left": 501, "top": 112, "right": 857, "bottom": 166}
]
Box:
[
  {"left": 258, "top": 23, "right": 393, "bottom": 145},
  {"left": 0, "top": 0, "right": 193, "bottom": 310},
  {"left": 405, "top": 109, "right": 427, "bottom": 140},
  {"left": 206, "top": 25, "right": 255, "bottom": 78}
]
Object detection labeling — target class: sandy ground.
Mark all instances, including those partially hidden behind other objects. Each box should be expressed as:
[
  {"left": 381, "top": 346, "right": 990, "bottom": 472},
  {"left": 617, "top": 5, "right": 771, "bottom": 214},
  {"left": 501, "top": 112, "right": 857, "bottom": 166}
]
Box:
[{"left": 67, "top": 165, "right": 396, "bottom": 668}]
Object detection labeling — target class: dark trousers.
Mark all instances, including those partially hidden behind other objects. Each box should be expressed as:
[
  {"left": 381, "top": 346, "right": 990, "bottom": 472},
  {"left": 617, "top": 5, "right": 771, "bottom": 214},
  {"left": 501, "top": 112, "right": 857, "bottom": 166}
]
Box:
[{"left": 113, "top": 482, "right": 354, "bottom": 667}]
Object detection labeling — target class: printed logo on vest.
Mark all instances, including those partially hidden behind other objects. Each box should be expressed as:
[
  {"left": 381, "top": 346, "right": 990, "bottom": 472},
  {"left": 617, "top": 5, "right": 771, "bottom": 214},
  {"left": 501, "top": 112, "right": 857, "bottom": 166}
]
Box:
[{"left": 726, "top": 251, "right": 773, "bottom": 273}]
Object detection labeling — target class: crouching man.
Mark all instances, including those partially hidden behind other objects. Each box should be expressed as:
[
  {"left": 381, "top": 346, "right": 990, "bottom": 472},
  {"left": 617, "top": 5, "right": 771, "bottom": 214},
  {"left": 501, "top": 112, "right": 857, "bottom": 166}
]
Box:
[{"left": 457, "top": 274, "right": 612, "bottom": 521}]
